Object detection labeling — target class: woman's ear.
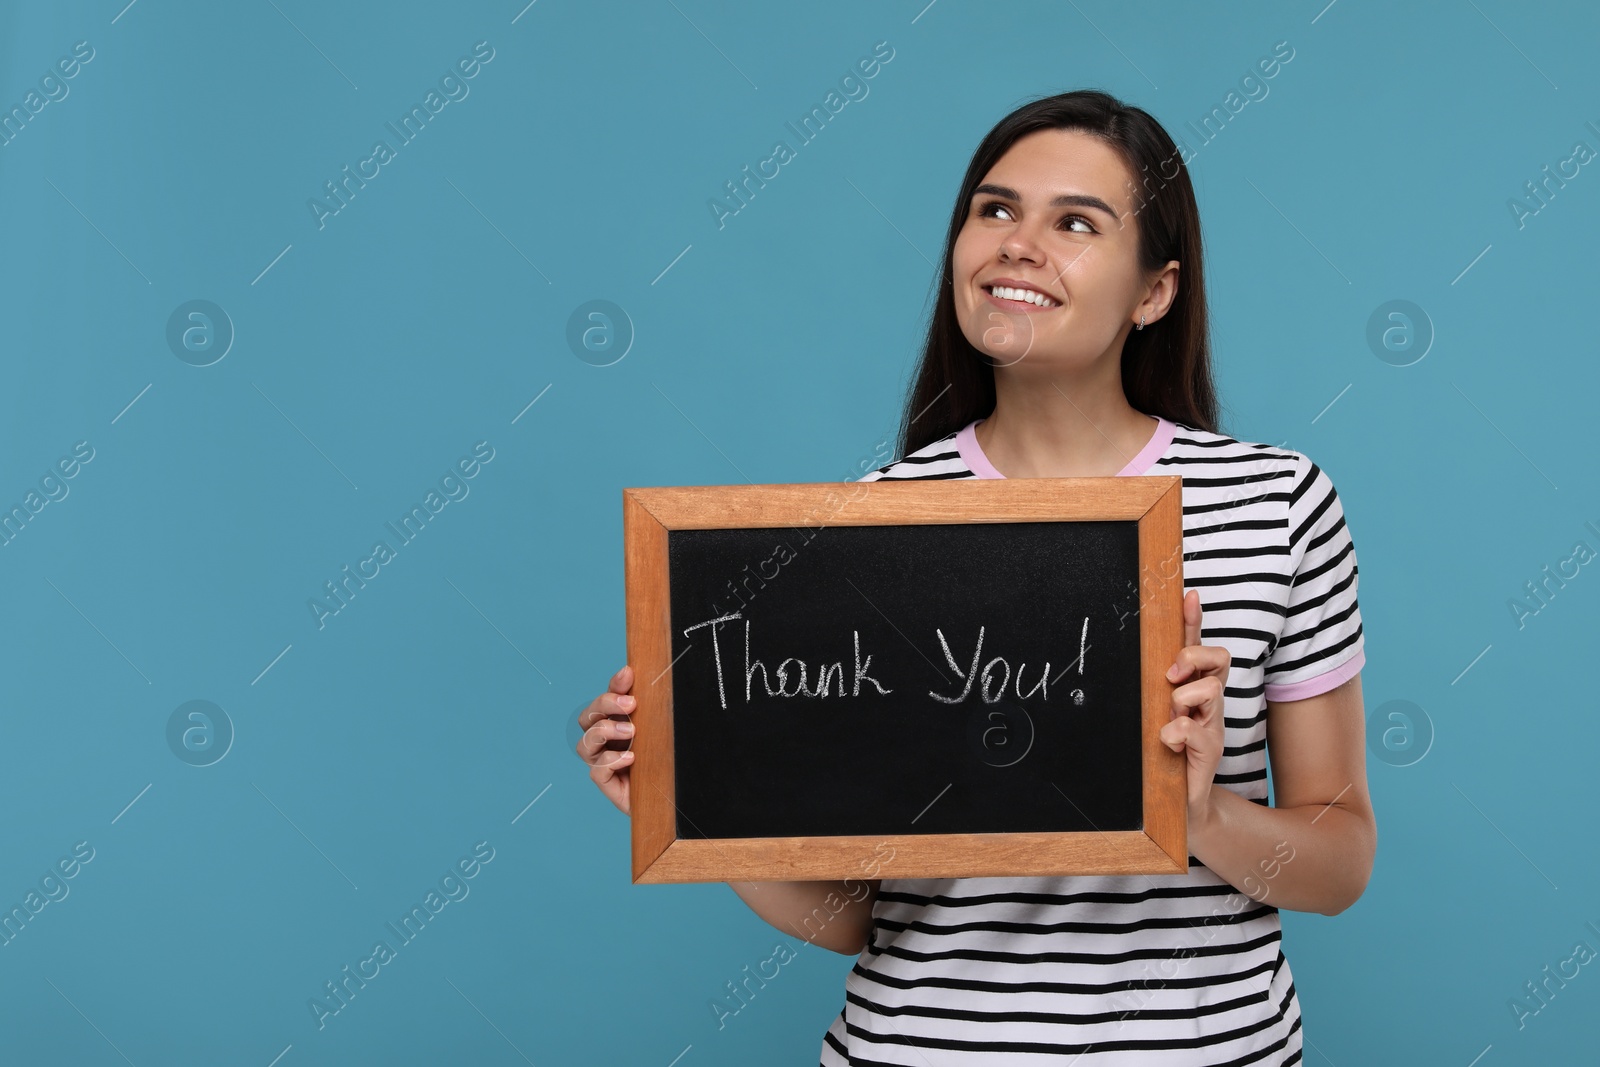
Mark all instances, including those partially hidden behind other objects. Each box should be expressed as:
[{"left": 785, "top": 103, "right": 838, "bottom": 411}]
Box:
[{"left": 1144, "top": 260, "right": 1181, "bottom": 323}]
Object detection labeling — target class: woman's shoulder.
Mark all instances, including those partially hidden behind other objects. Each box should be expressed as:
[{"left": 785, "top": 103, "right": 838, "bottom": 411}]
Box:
[
  {"left": 857, "top": 429, "right": 969, "bottom": 482},
  {"left": 1159, "top": 419, "right": 1330, "bottom": 489},
  {"left": 1162, "top": 421, "right": 1360, "bottom": 564}
]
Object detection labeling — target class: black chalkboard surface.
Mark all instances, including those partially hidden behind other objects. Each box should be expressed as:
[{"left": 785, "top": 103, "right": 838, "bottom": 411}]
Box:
[
  {"left": 667, "top": 520, "right": 1143, "bottom": 840},
  {"left": 623, "top": 477, "right": 1186, "bottom": 883}
]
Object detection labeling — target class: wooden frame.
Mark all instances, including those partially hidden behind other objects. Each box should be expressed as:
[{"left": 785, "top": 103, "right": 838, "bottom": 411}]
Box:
[{"left": 622, "top": 476, "right": 1187, "bottom": 883}]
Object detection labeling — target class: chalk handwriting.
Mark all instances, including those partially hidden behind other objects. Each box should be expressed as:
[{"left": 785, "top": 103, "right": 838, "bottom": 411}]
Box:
[
  {"left": 683, "top": 613, "right": 892, "bottom": 710},
  {"left": 679, "top": 613, "right": 1092, "bottom": 710}
]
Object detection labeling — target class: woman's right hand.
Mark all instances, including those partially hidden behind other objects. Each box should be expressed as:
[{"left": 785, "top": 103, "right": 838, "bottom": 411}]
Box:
[{"left": 576, "top": 664, "right": 637, "bottom": 815}]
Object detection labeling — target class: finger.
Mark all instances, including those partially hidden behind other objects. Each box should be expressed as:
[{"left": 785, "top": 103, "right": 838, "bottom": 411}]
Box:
[
  {"left": 1159, "top": 715, "right": 1196, "bottom": 752},
  {"left": 578, "top": 690, "right": 636, "bottom": 732},
  {"left": 577, "top": 716, "right": 635, "bottom": 761},
  {"left": 1166, "top": 645, "right": 1229, "bottom": 686},
  {"left": 609, "top": 664, "right": 635, "bottom": 696},
  {"left": 589, "top": 749, "right": 635, "bottom": 808},
  {"left": 1167, "top": 643, "right": 1231, "bottom": 683},
  {"left": 1160, "top": 712, "right": 1222, "bottom": 760},
  {"left": 578, "top": 714, "right": 634, "bottom": 758},
  {"left": 1169, "top": 676, "right": 1225, "bottom": 723}
]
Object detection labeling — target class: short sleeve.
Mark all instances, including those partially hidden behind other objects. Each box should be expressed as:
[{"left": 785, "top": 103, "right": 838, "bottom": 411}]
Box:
[{"left": 1262, "top": 453, "right": 1366, "bottom": 702}]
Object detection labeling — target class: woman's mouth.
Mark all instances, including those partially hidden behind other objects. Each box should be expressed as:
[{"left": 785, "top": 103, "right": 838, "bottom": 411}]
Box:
[{"left": 982, "top": 283, "right": 1061, "bottom": 311}]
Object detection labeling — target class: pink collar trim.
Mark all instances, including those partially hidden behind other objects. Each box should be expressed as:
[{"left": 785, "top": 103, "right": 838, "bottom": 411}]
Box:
[{"left": 954, "top": 415, "right": 1174, "bottom": 479}]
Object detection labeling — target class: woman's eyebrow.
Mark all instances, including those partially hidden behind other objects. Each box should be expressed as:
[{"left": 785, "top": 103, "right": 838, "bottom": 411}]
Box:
[{"left": 972, "top": 183, "right": 1118, "bottom": 219}]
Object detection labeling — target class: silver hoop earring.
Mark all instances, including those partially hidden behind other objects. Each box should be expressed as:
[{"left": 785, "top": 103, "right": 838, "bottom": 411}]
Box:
[{"left": 1136, "top": 314, "right": 1145, "bottom": 331}]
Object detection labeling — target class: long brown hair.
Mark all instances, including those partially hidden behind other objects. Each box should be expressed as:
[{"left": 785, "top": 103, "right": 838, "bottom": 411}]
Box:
[{"left": 894, "top": 89, "right": 1220, "bottom": 458}]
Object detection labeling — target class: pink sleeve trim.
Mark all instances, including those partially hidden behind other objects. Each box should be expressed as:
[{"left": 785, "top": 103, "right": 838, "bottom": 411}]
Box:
[{"left": 1264, "top": 648, "right": 1365, "bottom": 702}]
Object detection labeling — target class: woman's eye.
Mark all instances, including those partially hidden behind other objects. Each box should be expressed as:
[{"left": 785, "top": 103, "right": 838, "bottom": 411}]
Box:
[{"left": 975, "top": 201, "right": 1095, "bottom": 234}]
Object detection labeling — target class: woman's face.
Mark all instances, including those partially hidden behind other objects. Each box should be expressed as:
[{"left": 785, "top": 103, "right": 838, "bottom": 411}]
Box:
[{"left": 950, "top": 127, "right": 1167, "bottom": 374}]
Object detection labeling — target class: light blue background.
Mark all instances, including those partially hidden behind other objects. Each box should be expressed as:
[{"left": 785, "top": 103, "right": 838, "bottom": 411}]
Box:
[{"left": 1, "top": 1, "right": 1595, "bottom": 1064}]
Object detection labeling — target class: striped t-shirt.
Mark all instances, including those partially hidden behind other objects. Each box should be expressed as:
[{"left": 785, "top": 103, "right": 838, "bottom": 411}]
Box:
[{"left": 818, "top": 414, "right": 1366, "bottom": 1067}]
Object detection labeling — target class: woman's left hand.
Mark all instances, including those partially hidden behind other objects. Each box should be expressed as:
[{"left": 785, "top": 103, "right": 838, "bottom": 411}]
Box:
[{"left": 1159, "top": 589, "right": 1231, "bottom": 828}]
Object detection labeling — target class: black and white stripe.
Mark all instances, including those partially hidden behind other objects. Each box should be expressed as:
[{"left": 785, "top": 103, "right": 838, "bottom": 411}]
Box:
[{"left": 819, "top": 420, "right": 1363, "bottom": 1066}]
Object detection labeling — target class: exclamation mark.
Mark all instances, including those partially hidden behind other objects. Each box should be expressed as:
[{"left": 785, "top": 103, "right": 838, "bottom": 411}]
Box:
[{"left": 1071, "top": 616, "right": 1088, "bottom": 705}]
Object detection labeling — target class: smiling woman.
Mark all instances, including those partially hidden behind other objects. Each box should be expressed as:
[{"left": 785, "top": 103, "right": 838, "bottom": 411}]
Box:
[{"left": 577, "top": 88, "right": 1375, "bottom": 1067}]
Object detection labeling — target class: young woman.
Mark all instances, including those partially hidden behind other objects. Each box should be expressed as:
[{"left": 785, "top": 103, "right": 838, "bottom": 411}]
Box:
[{"left": 576, "top": 89, "right": 1375, "bottom": 1065}]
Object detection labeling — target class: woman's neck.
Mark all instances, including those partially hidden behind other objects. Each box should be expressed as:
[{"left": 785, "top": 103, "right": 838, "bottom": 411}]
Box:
[{"left": 975, "top": 371, "right": 1157, "bottom": 479}]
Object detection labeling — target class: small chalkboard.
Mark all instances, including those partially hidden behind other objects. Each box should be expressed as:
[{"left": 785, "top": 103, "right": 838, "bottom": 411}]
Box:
[{"left": 623, "top": 476, "right": 1186, "bottom": 883}]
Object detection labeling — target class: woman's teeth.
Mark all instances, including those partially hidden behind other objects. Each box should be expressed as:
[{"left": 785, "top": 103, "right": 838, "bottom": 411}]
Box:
[{"left": 988, "top": 285, "right": 1058, "bottom": 308}]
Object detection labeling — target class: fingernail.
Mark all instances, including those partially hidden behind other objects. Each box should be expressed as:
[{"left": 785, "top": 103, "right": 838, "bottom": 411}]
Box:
[
  {"left": 617, "top": 722, "right": 634, "bottom": 734},
  {"left": 617, "top": 695, "right": 634, "bottom": 709}
]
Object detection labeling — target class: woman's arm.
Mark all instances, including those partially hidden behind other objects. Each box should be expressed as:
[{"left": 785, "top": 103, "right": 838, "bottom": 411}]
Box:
[
  {"left": 725, "top": 878, "right": 882, "bottom": 955},
  {"left": 1189, "top": 672, "right": 1376, "bottom": 915}
]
